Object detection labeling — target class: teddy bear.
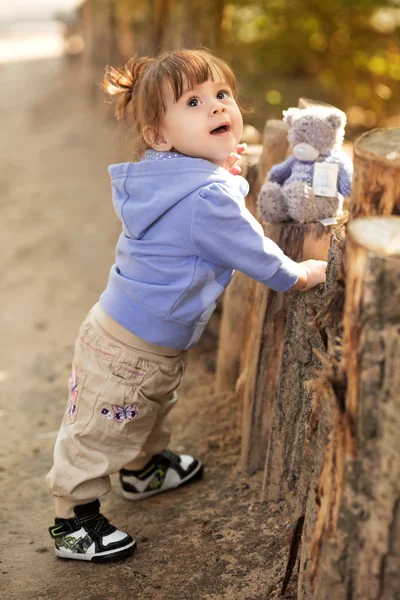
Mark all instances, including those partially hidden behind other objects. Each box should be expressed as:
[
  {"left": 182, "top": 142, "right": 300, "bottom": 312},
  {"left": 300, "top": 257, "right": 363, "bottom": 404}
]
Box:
[{"left": 258, "top": 106, "right": 353, "bottom": 224}]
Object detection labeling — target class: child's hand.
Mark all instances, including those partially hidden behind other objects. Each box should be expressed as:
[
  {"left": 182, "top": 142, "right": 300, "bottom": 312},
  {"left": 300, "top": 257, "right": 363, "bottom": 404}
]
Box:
[
  {"left": 291, "top": 260, "right": 327, "bottom": 291},
  {"left": 225, "top": 143, "right": 247, "bottom": 175}
]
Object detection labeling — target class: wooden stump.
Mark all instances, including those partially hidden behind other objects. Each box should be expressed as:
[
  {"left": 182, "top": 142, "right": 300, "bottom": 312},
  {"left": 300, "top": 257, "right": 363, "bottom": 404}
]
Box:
[
  {"left": 350, "top": 128, "right": 400, "bottom": 219},
  {"left": 298, "top": 127, "right": 400, "bottom": 599},
  {"left": 256, "top": 119, "right": 290, "bottom": 192},
  {"left": 241, "top": 221, "right": 335, "bottom": 476},
  {"left": 307, "top": 216, "right": 400, "bottom": 599},
  {"left": 298, "top": 229, "right": 347, "bottom": 599},
  {"left": 214, "top": 272, "right": 257, "bottom": 394}
]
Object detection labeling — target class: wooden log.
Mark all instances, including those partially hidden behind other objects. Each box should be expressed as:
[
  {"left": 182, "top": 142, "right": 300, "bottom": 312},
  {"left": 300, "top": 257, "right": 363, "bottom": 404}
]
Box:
[
  {"left": 307, "top": 216, "right": 400, "bottom": 599},
  {"left": 297, "top": 229, "right": 347, "bottom": 599},
  {"left": 241, "top": 221, "right": 336, "bottom": 476},
  {"left": 214, "top": 271, "right": 257, "bottom": 395},
  {"left": 350, "top": 128, "right": 400, "bottom": 219},
  {"left": 237, "top": 144, "right": 263, "bottom": 216},
  {"left": 298, "top": 130, "right": 398, "bottom": 600},
  {"left": 298, "top": 129, "right": 400, "bottom": 598},
  {"left": 215, "top": 121, "right": 288, "bottom": 394},
  {"left": 241, "top": 99, "right": 346, "bottom": 477},
  {"left": 80, "top": 0, "right": 123, "bottom": 103},
  {"left": 256, "top": 119, "right": 289, "bottom": 193},
  {"left": 152, "top": 0, "right": 226, "bottom": 53},
  {"left": 298, "top": 98, "right": 337, "bottom": 110}
]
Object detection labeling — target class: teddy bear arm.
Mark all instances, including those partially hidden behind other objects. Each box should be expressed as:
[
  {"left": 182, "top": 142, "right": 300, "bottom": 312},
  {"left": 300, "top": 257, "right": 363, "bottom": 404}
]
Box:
[
  {"left": 267, "top": 156, "right": 296, "bottom": 184},
  {"left": 338, "top": 162, "right": 353, "bottom": 197}
]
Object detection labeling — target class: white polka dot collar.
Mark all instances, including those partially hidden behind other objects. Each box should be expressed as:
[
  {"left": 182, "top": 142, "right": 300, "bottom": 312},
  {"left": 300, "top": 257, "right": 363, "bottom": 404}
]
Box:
[{"left": 142, "top": 150, "right": 190, "bottom": 162}]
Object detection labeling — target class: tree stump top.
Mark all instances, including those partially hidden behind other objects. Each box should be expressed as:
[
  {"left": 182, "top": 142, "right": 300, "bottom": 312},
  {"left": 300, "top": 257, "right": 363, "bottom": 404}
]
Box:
[
  {"left": 297, "top": 97, "right": 337, "bottom": 110},
  {"left": 354, "top": 128, "right": 400, "bottom": 166},
  {"left": 347, "top": 216, "right": 400, "bottom": 256}
]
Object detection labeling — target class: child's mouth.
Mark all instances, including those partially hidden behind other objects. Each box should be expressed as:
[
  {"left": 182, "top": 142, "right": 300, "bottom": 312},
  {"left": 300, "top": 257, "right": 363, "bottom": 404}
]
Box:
[{"left": 210, "top": 124, "right": 230, "bottom": 136}]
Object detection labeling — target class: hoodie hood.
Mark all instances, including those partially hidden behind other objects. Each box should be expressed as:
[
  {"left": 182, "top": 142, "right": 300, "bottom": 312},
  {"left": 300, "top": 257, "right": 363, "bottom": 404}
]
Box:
[{"left": 108, "top": 157, "right": 249, "bottom": 240}]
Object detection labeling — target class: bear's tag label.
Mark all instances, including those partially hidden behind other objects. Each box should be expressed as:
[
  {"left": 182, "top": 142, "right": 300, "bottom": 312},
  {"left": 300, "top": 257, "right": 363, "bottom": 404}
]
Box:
[{"left": 312, "top": 162, "right": 339, "bottom": 197}]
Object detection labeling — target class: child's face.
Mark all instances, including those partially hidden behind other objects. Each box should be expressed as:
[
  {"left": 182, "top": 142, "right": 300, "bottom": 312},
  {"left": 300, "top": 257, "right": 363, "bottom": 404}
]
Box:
[{"left": 154, "top": 76, "right": 243, "bottom": 166}]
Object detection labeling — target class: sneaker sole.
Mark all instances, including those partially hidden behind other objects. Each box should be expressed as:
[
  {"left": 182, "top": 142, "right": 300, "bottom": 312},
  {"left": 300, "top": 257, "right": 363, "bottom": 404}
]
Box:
[
  {"left": 55, "top": 540, "right": 136, "bottom": 562},
  {"left": 121, "top": 461, "right": 204, "bottom": 501}
]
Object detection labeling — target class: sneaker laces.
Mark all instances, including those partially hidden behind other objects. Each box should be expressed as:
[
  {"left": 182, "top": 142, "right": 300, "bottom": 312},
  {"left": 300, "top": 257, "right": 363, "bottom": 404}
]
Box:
[
  {"left": 161, "top": 449, "right": 181, "bottom": 465},
  {"left": 78, "top": 511, "right": 115, "bottom": 535}
]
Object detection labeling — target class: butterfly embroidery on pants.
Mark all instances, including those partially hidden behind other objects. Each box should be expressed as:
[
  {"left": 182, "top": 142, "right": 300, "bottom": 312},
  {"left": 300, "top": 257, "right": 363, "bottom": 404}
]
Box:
[
  {"left": 112, "top": 403, "right": 138, "bottom": 423},
  {"left": 66, "top": 367, "right": 86, "bottom": 423}
]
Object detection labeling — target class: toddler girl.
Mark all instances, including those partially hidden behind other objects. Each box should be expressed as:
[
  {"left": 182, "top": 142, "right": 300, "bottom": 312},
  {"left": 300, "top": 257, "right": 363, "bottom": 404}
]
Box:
[{"left": 46, "top": 48, "right": 326, "bottom": 563}]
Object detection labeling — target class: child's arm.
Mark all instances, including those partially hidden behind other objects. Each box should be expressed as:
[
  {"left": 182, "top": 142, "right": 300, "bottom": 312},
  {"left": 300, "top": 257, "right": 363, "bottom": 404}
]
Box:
[{"left": 192, "top": 182, "right": 326, "bottom": 292}]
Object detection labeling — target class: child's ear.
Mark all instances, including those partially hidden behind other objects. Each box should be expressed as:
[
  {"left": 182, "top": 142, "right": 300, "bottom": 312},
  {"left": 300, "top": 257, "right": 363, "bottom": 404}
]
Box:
[{"left": 143, "top": 125, "right": 172, "bottom": 152}]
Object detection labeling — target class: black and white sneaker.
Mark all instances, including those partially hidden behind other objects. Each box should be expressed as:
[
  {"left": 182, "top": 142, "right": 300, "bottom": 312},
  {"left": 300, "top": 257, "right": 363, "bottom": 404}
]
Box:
[
  {"left": 49, "top": 500, "right": 136, "bottom": 562},
  {"left": 120, "top": 449, "right": 203, "bottom": 500}
]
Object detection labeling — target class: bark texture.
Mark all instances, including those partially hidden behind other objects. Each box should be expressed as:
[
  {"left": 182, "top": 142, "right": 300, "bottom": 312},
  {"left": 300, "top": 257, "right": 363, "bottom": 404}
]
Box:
[
  {"left": 215, "top": 272, "right": 256, "bottom": 394},
  {"left": 241, "top": 222, "right": 334, "bottom": 476},
  {"left": 299, "top": 129, "right": 400, "bottom": 600},
  {"left": 156, "top": 0, "right": 226, "bottom": 53},
  {"left": 80, "top": 0, "right": 226, "bottom": 102},
  {"left": 298, "top": 229, "right": 347, "bottom": 599},
  {"left": 80, "top": 0, "right": 122, "bottom": 102},
  {"left": 256, "top": 119, "right": 290, "bottom": 192},
  {"left": 308, "top": 217, "right": 400, "bottom": 600},
  {"left": 350, "top": 128, "right": 400, "bottom": 219}
]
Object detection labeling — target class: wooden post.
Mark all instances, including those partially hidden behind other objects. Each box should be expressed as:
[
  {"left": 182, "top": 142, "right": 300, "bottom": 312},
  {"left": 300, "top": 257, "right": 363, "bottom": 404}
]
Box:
[
  {"left": 256, "top": 119, "right": 290, "bottom": 193},
  {"left": 80, "top": 0, "right": 123, "bottom": 103},
  {"left": 215, "top": 121, "right": 289, "bottom": 394},
  {"left": 214, "top": 271, "right": 257, "bottom": 394},
  {"left": 299, "top": 128, "right": 400, "bottom": 598},
  {"left": 350, "top": 128, "right": 400, "bottom": 219},
  {"left": 240, "top": 99, "right": 347, "bottom": 481},
  {"left": 241, "top": 221, "right": 336, "bottom": 476},
  {"left": 297, "top": 229, "right": 347, "bottom": 599},
  {"left": 308, "top": 216, "right": 400, "bottom": 599}
]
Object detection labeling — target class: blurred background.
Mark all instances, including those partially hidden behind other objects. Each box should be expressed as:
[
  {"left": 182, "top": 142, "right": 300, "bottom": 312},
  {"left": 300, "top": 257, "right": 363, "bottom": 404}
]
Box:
[{"left": 2, "top": 0, "right": 400, "bottom": 138}]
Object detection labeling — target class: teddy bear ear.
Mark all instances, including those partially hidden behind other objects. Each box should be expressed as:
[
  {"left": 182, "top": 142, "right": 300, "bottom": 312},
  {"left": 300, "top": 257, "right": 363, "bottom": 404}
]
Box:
[
  {"left": 283, "top": 107, "right": 299, "bottom": 125},
  {"left": 327, "top": 111, "right": 346, "bottom": 129}
]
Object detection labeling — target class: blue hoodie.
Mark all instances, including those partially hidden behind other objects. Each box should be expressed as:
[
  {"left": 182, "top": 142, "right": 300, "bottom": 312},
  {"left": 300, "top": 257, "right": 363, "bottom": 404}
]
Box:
[{"left": 100, "top": 152, "right": 302, "bottom": 350}]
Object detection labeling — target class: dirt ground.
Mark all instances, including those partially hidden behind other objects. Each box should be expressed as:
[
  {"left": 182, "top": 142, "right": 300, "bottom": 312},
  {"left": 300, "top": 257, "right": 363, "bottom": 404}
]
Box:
[{"left": 0, "top": 55, "right": 298, "bottom": 600}]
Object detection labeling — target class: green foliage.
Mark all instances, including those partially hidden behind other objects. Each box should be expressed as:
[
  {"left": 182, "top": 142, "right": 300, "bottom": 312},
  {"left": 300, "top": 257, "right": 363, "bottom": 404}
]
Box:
[
  {"left": 103, "top": 0, "right": 400, "bottom": 134},
  {"left": 223, "top": 0, "right": 400, "bottom": 134}
]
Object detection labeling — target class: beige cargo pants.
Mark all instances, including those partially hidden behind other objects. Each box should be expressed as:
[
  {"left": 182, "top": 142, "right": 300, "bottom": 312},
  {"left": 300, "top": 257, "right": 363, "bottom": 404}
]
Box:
[{"left": 45, "top": 304, "right": 188, "bottom": 518}]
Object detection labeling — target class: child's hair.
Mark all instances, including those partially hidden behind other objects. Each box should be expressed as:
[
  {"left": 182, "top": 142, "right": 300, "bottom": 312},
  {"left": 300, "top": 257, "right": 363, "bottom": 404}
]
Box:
[{"left": 103, "top": 48, "right": 239, "bottom": 160}]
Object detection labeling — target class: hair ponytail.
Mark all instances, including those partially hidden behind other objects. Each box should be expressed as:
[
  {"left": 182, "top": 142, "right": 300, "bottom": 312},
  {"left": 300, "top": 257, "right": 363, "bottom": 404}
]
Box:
[{"left": 103, "top": 57, "right": 153, "bottom": 121}]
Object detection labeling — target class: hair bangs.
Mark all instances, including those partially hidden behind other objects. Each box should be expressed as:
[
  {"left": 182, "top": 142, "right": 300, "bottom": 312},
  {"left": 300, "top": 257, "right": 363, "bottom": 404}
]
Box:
[{"left": 161, "top": 51, "right": 238, "bottom": 104}]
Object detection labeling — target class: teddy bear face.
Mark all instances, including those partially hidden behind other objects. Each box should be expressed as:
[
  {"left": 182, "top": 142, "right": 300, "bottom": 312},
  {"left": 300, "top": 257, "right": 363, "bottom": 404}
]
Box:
[{"left": 283, "top": 107, "right": 346, "bottom": 156}]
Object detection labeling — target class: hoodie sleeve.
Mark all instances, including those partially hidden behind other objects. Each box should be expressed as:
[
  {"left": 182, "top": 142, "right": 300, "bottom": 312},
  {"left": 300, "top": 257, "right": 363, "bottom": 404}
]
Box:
[{"left": 191, "top": 181, "right": 302, "bottom": 292}]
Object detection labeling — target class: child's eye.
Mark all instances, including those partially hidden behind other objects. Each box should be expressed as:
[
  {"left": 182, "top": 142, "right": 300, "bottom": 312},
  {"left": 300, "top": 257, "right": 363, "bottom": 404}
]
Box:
[
  {"left": 188, "top": 97, "right": 200, "bottom": 107},
  {"left": 217, "top": 90, "right": 229, "bottom": 100}
]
